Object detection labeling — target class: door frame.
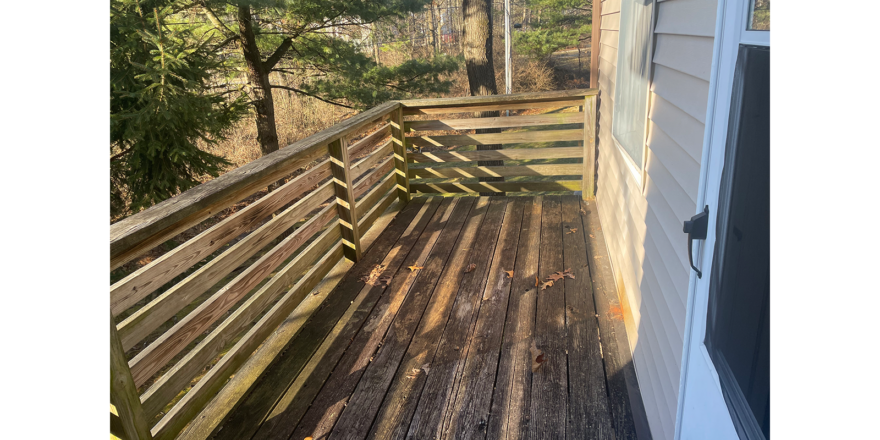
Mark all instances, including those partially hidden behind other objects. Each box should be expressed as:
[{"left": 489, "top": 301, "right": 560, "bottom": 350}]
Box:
[{"left": 674, "top": 0, "right": 769, "bottom": 438}]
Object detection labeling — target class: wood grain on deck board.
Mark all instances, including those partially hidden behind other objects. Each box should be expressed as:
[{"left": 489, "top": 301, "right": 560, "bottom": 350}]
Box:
[
  {"left": 530, "top": 195, "right": 568, "bottom": 439},
  {"left": 287, "top": 197, "right": 477, "bottom": 440},
  {"left": 324, "top": 197, "right": 488, "bottom": 439},
  {"left": 441, "top": 197, "right": 527, "bottom": 440},
  {"left": 486, "top": 197, "right": 543, "bottom": 440},
  {"left": 562, "top": 195, "right": 614, "bottom": 438},
  {"left": 211, "top": 198, "right": 432, "bottom": 440},
  {"left": 255, "top": 197, "right": 462, "bottom": 440},
  {"left": 374, "top": 198, "right": 508, "bottom": 440}
]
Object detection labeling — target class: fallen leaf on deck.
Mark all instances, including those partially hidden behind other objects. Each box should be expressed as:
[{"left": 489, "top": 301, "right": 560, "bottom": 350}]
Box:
[
  {"left": 547, "top": 268, "right": 575, "bottom": 283},
  {"left": 566, "top": 228, "right": 578, "bottom": 234},
  {"left": 421, "top": 363, "right": 431, "bottom": 374},
  {"left": 360, "top": 264, "right": 388, "bottom": 286},
  {"left": 505, "top": 270, "right": 514, "bottom": 279},
  {"left": 535, "top": 275, "right": 540, "bottom": 288},
  {"left": 406, "top": 367, "right": 421, "bottom": 379},
  {"left": 408, "top": 265, "right": 424, "bottom": 272},
  {"left": 465, "top": 263, "right": 476, "bottom": 273},
  {"left": 530, "top": 341, "right": 546, "bottom": 373},
  {"left": 541, "top": 280, "right": 554, "bottom": 291},
  {"left": 580, "top": 208, "right": 588, "bottom": 216},
  {"left": 589, "top": 234, "right": 595, "bottom": 238}
]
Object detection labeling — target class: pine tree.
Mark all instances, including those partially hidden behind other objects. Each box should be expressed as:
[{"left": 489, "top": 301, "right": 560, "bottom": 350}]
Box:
[
  {"left": 196, "top": 0, "right": 460, "bottom": 157},
  {"left": 515, "top": 0, "right": 592, "bottom": 61},
  {"left": 111, "top": 0, "right": 248, "bottom": 218}
]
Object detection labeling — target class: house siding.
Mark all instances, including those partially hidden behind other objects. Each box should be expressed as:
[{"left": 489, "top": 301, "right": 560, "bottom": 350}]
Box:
[{"left": 594, "top": 1, "right": 717, "bottom": 439}]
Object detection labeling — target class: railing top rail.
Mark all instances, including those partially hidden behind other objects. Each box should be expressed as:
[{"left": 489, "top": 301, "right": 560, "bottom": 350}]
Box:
[
  {"left": 397, "top": 88, "right": 598, "bottom": 109},
  {"left": 110, "top": 100, "right": 401, "bottom": 270}
]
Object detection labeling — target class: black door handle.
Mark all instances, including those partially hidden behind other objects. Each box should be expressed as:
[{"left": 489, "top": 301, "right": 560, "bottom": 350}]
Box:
[{"left": 683, "top": 206, "right": 709, "bottom": 278}]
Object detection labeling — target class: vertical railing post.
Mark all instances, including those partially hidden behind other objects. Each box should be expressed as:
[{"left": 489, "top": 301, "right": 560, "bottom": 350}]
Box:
[
  {"left": 111, "top": 314, "right": 153, "bottom": 440},
  {"left": 328, "top": 138, "right": 362, "bottom": 262},
  {"left": 390, "top": 106, "right": 412, "bottom": 204},
  {"left": 582, "top": 94, "right": 598, "bottom": 200}
]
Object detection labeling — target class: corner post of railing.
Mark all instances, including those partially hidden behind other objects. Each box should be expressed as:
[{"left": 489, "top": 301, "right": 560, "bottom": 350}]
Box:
[
  {"left": 582, "top": 93, "right": 598, "bottom": 200},
  {"left": 390, "top": 105, "right": 412, "bottom": 204},
  {"left": 111, "top": 313, "right": 153, "bottom": 440},
  {"left": 329, "top": 137, "right": 363, "bottom": 262}
]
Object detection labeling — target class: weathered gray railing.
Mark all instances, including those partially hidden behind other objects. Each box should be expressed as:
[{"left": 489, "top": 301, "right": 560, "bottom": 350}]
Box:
[{"left": 109, "top": 88, "right": 597, "bottom": 440}]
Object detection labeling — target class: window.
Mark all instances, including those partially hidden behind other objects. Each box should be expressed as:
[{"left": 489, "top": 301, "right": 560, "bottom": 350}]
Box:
[
  {"left": 612, "top": 0, "right": 655, "bottom": 172},
  {"left": 747, "top": 0, "right": 770, "bottom": 31},
  {"left": 611, "top": 0, "right": 653, "bottom": 175}
]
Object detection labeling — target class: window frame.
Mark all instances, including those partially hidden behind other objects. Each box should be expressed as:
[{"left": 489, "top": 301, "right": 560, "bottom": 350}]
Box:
[{"left": 611, "top": 0, "right": 658, "bottom": 188}]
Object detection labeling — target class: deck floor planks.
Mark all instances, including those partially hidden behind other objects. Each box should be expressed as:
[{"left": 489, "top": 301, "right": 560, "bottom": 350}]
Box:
[
  {"left": 530, "top": 195, "right": 568, "bottom": 439},
  {"left": 443, "top": 197, "right": 527, "bottom": 440},
  {"left": 580, "top": 199, "right": 651, "bottom": 440},
  {"left": 561, "top": 195, "right": 614, "bottom": 439},
  {"left": 285, "top": 197, "right": 472, "bottom": 440},
  {"left": 324, "top": 197, "right": 488, "bottom": 439},
  {"left": 391, "top": 197, "right": 509, "bottom": 440},
  {"left": 486, "top": 196, "right": 544, "bottom": 440},
  {"left": 211, "top": 197, "right": 432, "bottom": 440},
  {"left": 210, "top": 195, "right": 648, "bottom": 440},
  {"left": 248, "top": 197, "right": 451, "bottom": 440}
]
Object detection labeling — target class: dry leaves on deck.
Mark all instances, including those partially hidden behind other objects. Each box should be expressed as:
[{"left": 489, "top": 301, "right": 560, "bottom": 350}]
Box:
[
  {"left": 408, "top": 265, "right": 424, "bottom": 272},
  {"left": 505, "top": 270, "right": 515, "bottom": 279},
  {"left": 566, "top": 227, "right": 578, "bottom": 234},
  {"left": 547, "top": 268, "right": 575, "bottom": 282},
  {"left": 465, "top": 263, "right": 476, "bottom": 273},
  {"left": 360, "top": 264, "right": 392, "bottom": 287},
  {"left": 530, "top": 341, "right": 546, "bottom": 373}
]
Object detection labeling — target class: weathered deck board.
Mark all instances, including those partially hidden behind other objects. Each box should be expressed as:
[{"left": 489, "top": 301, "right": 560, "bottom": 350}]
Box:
[
  {"left": 384, "top": 198, "right": 507, "bottom": 440},
  {"left": 291, "top": 197, "right": 478, "bottom": 440},
  {"left": 211, "top": 198, "right": 432, "bottom": 440},
  {"left": 580, "top": 199, "right": 652, "bottom": 440},
  {"left": 210, "top": 195, "right": 647, "bottom": 440},
  {"left": 443, "top": 197, "right": 527, "bottom": 440},
  {"left": 529, "top": 195, "right": 568, "bottom": 439},
  {"left": 486, "top": 196, "right": 543, "bottom": 440},
  {"left": 561, "top": 196, "right": 614, "bottom": 438},
  {"left": 265, "top": 197, "right": 465, "bottom": 440}
]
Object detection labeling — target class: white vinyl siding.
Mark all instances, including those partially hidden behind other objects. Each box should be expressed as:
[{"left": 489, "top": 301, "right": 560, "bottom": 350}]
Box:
[{"left": 594, "top": 1, "right": 717, "bottom": 439}]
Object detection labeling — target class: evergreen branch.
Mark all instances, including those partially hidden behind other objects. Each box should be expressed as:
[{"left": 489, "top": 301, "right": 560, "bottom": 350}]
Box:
[
  {"left": 196, "top": 0, "right": 236, "bottom": 39},
  {"left": 270, "top": 85, "right": 354, "bottom": 109},
  {"left": 263, "top": 38, "right": 293, "bottom": 70}
]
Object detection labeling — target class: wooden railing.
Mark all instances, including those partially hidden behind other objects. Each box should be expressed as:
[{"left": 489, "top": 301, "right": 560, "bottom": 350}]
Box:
[{"left": 109, "top": 88, "right": 597, "bottom": 440}]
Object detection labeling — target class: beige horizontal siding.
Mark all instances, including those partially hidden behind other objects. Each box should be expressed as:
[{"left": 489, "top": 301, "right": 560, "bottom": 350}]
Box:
[{"left": 594, "top": 1, "right": 717, "bottom": 439}]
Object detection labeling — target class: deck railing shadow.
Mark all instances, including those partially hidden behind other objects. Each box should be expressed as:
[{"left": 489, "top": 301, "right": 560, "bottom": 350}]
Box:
[{"left": 110, "top": 88, "right": 598, "bottom": 440}]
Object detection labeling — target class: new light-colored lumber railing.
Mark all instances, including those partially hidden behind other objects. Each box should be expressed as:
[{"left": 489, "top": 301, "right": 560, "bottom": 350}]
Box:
[
  {"left": 110, "top": 101, "right": 405, "bottom": 440},
  {"left": 109, "top": 88, "right": 597, "bottom": 440},
  {"left": 399, "top": 88, "right": 598, "bottom": 198}
]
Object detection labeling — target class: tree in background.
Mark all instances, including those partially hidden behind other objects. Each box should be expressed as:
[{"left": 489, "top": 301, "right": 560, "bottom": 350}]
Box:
[
  {"left": 111, "top": 0, "right": 248, "bottom": 218},
  {"left": 515, "top": 0, "right": 591, "bottom": 63},
  {"left": 461, "top": 0, "right": 502, "bottom": 193},
  {"left": 196, "top": 0, "right": 459, "bottom": 157}
]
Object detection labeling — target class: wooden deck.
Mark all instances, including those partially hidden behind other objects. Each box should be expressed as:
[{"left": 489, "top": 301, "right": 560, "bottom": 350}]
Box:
[{"left": 209, "top": 195, "right": 646, "bottom": 440}]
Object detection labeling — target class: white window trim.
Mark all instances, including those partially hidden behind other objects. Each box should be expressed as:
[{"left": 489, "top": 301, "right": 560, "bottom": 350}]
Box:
[{"left": 610, "top": 0, "right": 658, "bottom": 191}]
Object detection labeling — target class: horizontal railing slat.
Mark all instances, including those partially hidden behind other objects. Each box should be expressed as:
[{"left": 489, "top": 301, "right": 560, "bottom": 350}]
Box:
[
  {"left": 405, "top": 112, "right": 584, "bottom": 131},
  {"left": 411, "top": 180, "right": 583, "bottom": 193},
  {"left": 110, "top": 101, "right": 400, "bottom": 270},
  {"left": 398, "top": 88, "right": 597, "bottom": 110},
  {"left": 402, "top": 99, "right": 584, "bottom": 116},
  {"left": 140, "top": 224, "right": 342, "bottom": 418},
  {"left": 153, "top": 244, "right": 346, "bottom": 440},
  {"left": 409, "top": 163, "right": 583, "bottom": 179},
  {"left": 110, "top": 161, "right": 332, "bottom": 317},
  {"left": 356, "top": 172, "right": 396, "bottom": 219},
  {"left": 352, "top": 157, "right": 395, "bottom": 199},
  {"left": 349, "top": 140, "right": 393, "bottom": 181},
  {"left": 116, "top": 183, "right": 335, "bottom": 351},
  {"left": 406, "top": 129, "right": 583, "bottom": 148},
  {"left": 348, "top": 123, "right": 391, "bottom": 159},
  {"left": 128, "top": 204, "right": 337, "bottom": 387},
  {"left": 408, "top": 146, "right": 583, "bottom": 163},
  {"left": 358, "top": 185, "right": 400, "bottom": 234}
]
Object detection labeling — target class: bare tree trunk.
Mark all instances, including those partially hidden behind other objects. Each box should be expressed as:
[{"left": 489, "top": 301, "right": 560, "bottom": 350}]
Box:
[
  {"left": 237, "top": 5, "right": 279, "bottom": 156},
  {"left": 430, "top": 1, "right": 440, "bottom": 55},
  {"left": 462, "top": 0, "right": 503, "bottom": 195}
]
